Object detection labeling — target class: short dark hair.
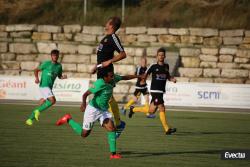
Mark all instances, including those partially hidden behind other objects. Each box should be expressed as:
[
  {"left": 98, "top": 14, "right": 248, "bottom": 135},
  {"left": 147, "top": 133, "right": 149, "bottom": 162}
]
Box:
[
  {"left": 157, "top": 47, "right": 166, "bottom": 55},
  {"left": 99, "top": 66, "right": 114, "bottom": 78},
  {"left": 109, "top": 16, "right": 121, "bottom": 32},
  {"left": 51, "top": 49, "right": 59, "bottom": 56},
  {"left": 102, "top": 70, "right": 113, "bottom": 78}
]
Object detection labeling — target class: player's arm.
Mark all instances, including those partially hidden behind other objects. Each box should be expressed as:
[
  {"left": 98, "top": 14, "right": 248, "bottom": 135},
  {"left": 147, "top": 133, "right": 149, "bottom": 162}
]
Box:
[
  {"left": 100, "top": 51, "right": 126, "bottom": 68},
  {"left": 92, "top": 53, "right": 127, "bottom": 73},
  {"left": 35, "top": 61, "right": 47, "bottom": 84},
  {"left": 34, "top": 68, "right": 41, "bottom": 84},
  {"left": 90, "top": 64, "right": 97, "bottom": 74},
  {"left": 143, "top": 73, "right": 149, "bottom": 81},
  {"left": 58, "top": 72, "right": 67, "bottom": 79},
  {"left": 166, "top": 64, "right": 176, "bottom": 83},
  {"left": 80, "top": 90, "right": 92, "bottom": 112},
  {"left": 58, "top": 66, "right": 67, "bottom": 79},
  {"left": 144, "top": 64, "right": 153, "bottom": 80},
  {"left": 121, "top": 74, "right": 143, "bottom": 81},
  {"left": 58, "top": 74, "right": 67, "bottom": 79},
  {"left": 169, "top": 76, "right": 177, "bottom": 83},
  {"left": 101, "top": 34, "right": 126, "bottom": 68},
  {"left": 80, "top": 79, "right": 105, "bottom": 112},
  {"left": 167, "top": 72, "right": 176, "bottom": 83},
  {"left": 111, "top": 51, "right": 126, "bottom": 63}
]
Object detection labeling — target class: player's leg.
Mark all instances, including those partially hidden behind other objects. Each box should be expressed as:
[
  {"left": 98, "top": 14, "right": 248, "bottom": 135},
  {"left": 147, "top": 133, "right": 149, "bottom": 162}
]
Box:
[
  {"left": 151, "top": 93, "right": 170, "bottom": 132},
  {"left": 158, "top": 104, "right": 169, "bottom": 132},
  {"left": 25, "top": 98, "right": 45, "bottom": 125},
  {"left": 122, "top": 90, "right": 140, "bottom": 114},
  {"left": 108, "top": 96, "right": 121, "bottom": 126},
  {"left": 108, "top": 96, "right": 126, "bottom": 138},
  {"left": 129, "top": 90, "right": 150, "bottom": 118},
  {"left": 102, "top": 119, "right": 118, "bottom": 157},
  {"left": 56, "top": 114, "right": 91, "bottom": 137},
  {"left": 144, "top": 93, "right": 149, "bottom": 107},
  {"left": 132, "top": 91, "right": 149, "bottom": 114},
  {"left": 25, "top": 88, "right": 55, "bottom": 125},
  {"left": 101, "top": 113, "right": 121, "bottom": 159},
  {"left": 130, "top": 103, "right": 149, "bottom": 114},
  {"left": 142, "top": 89, "right": 150, "bottom": 113},
  {"left": 125, "top": 95, "right": 138, "bottom": 109},
  {"left": 158, "top": 104, "right": 176, "bottom": 135},
  {"left": 148, "top": 100, "right": 158, "bottom": 114},
  {"left": 129, "top": 89, "right": 152, "bottom": 116},
  {"left": 33, "top": 95, "right": 56, "bottom": 121},
  {"left": 38, "top": 98, "right": 46, "bottom": 106},
  {"left": 56, "top": 105, "right": 95, "bottom": 137},
  {"left": 121, "top": 95, "right": 138, "bottom": 115},
  {"left": 144, "top": 92, "right": 156, "bottom": 118}
]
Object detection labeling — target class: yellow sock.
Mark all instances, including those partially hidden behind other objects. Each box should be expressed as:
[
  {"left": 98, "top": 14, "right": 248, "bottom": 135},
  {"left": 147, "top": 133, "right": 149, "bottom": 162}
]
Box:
[
  {"left": 108, "top": 96, "right": 121, "bottom": 127},
  {"left": 159, "top": 111, "right": 169, "bottom": 132},
  {"left": 124, "top": 98, "right": 135, "bottom": 110},
  {"left": 133, "top": 104, "right": 149, "bottom": 114}
]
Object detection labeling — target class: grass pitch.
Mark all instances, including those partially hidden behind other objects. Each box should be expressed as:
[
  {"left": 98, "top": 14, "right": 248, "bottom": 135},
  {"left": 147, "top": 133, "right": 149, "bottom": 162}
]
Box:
[{"left": 0, "top": 104, "right": 250, "bottom": 167}]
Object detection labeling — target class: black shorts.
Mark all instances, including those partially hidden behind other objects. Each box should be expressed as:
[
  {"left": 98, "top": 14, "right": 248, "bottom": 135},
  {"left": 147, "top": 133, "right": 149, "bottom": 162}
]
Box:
[
  {"left": 150, "top": 93, "right": 164, "bottom": 105},
  {"left": 133, "top": 88, "right": 149, "bottom": 96}
]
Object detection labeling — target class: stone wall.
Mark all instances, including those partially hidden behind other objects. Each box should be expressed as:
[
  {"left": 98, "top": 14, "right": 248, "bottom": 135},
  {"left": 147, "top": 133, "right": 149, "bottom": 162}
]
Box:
[{"left": 0, "top": 24, "right": 250, "bottom": 102}]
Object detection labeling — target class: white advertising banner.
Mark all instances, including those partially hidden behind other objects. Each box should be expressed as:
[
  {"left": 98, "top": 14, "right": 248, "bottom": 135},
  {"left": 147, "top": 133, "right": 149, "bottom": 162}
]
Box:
[
  {"left": 53, "top": 78, "right": 89, "bottom": 102},
  {"left": 142, "top": 82, "right": 250, "bottom": 109},
  {"left": 0, "top": 76, "right": 89, "bottom": 102}
]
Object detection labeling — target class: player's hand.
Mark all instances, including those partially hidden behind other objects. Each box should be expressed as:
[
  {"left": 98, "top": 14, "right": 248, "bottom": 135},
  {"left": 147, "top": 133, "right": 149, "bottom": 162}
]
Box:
[
  {"left": 61, "top": 74, "right": 67, "bottom": 79},
  {"left": 102, "top": 59, "right": 112, "bottom": 68},
  {"left": 171, "top": 77, "right": 177, "bottom": 83},
  {"left": 139, "top": 74, "right": 146, "bottom": 80},
  {"left": 80, "top": 103, "right": 86, "bottom": 112},
  {"left": 35, "top": 78, "right": 40, "bottom": 84},
  {"left": 90, "top": 64, "right": 97, "bottom": 74},
  {"left": 140, "top": 80, "right": 146, "bottom": 85}
]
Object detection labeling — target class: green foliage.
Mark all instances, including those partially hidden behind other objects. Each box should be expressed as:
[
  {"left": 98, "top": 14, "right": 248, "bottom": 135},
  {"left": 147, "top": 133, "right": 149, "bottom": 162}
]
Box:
[
  {"left": 91, "top": 0, "right": 141, "bottom": 7},
  {"left": 1, "top": 0, "right": 250, "bottom": 28}
]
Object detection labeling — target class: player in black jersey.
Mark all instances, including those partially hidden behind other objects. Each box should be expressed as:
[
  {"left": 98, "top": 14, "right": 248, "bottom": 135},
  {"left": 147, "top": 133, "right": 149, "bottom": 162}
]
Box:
[
  {"left": 129, "top": 48, "right": 177, "bottom": 135},
  {"left": 93, "top": 17, "right": 126, "bottom": 77},
  {"left": 121, "top": 57, "right": 155, "bottom": 118},
  {"left": 90, "top": 17, "right": 126, "bottom": 138}
]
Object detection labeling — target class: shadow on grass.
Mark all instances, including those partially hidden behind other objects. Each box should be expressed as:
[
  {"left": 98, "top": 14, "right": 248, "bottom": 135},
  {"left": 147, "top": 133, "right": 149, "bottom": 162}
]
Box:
[{"left": 121, "top": 149, "right": 222, "bottom": 158}]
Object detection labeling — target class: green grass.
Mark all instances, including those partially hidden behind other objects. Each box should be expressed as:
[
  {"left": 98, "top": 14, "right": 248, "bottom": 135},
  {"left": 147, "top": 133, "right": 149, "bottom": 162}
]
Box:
[{"left": 0, "top": 104, "right": 250, "bottom": 167}]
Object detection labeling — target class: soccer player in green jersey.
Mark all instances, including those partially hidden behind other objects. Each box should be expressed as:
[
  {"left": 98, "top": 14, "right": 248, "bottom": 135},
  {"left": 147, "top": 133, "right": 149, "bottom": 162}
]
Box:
[
  {"left": 25, "top": 49, "right": 67, "bottom": 126},
  {"left": 90, "top": 17, "right": 127, "bottom": 138},
  {"left": 56, "top": 71, "right": 142, "bottom": 159}
]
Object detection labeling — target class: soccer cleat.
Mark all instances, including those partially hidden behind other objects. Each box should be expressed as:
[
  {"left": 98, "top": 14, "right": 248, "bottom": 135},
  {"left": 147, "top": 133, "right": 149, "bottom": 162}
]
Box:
[
  {"left": 128, "top": 106, "right": 134, "bottom": 118},
  {"left": 116, "top": 121, "right": 126, "bottom": 138},
  {"left": 146, "top": 113, "right": 156, "bottom": 119},
  {"left": 120, "top": 107, "right": 127, "bottom": 116},
  {"left": 165, "top": 128, "right": 177, "bottom": 135},
  {"left": 56, "top": 114, "right": 72, "bottom": 126},
  {"left": 25, "top": 119, "right": 33, "bottom": 126},
  {"left": 110, "top": 153, "right": 122, "bottom": 159},
  {"left": 34, "top": 110, "right": 40, "bottom": 121}
]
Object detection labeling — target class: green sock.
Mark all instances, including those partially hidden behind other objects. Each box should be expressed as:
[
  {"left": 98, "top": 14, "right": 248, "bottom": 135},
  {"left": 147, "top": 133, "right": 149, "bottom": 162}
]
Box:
[
  {"left": 69, "top": 119, "right": 83, "bottom": 136},
  {"left": 28, "top": 100, "right": 53, "bottom": 120},
  {"left": 37, "top": 100, "right": 53, "bottom": 112},
  {"left": 28, "top": 110, "right": 36, "bottom": 120},
  {"left": 107, "top": 132, "right": 116, "bottom": 153}
]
